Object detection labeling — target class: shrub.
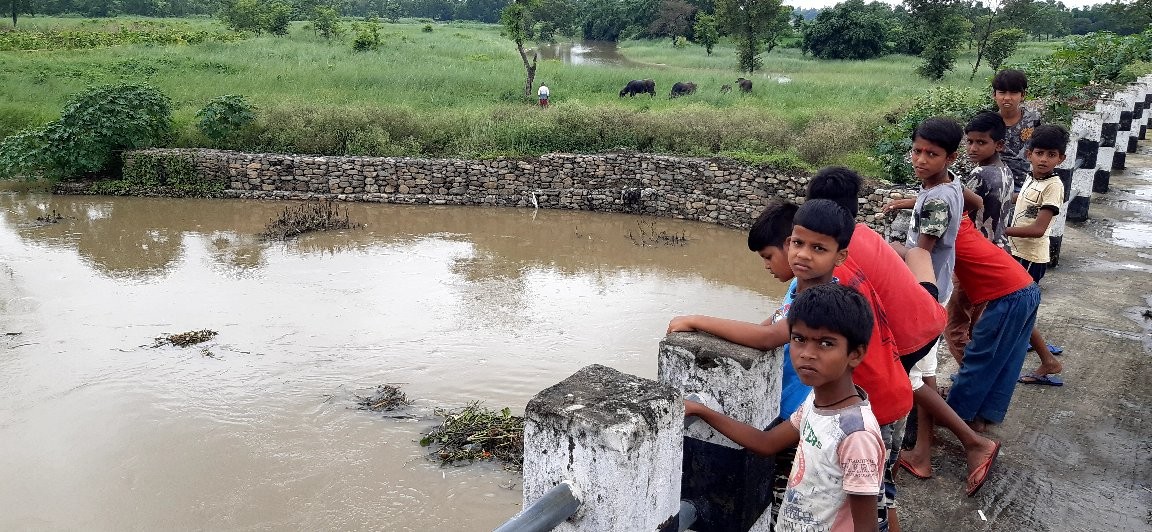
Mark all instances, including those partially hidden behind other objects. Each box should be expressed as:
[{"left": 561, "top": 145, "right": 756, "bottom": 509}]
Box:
[
  {"left": 90, "top": 151, "right": 224, "bottom": 197},
  {"left": 219, "top": 0, "right": 293, "bottom": 35},
  {"left": 984, "top": 27, "right": 1026, "bottom": 72},
  {"left": 874, "top": 86, "right": 988, "bottom": 183},
  {"left": 196, "top": 95, "right": 256, "bottom": 144},
  {"left": 801, "top": 0, "right": 887, "bottom": 60},
  {"left": 352, "top": 18, "right": 382, "bottom": 52},
  {"left": 422, "top": 24, "right": 434, "bottom": 32},
  {"left": 673, "top": 35, "right": 688, "bottom": 48},
  {"left": 312, "top": 5, "right": 345, "bottom": 39},
  {"left": 0, "top": 84, "right": 172, "bottom": 180}
]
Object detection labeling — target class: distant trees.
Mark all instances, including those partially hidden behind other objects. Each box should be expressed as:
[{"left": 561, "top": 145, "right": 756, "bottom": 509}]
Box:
[
  {"left": 905, "top": 0, "right": 970, "bottom": 80},
  {"left": 220, "top": 0, "right": 293, "bottom": 35},
  {"left": 716, "top": 0, "right": 790, "bottom": 73},
  {"left": 984, "top": 27, "right": 1026, "bottom": 70},
  {"left": 692, "top": 12, "right": 719, "bottom": 54},
  {"left": 801, "top": 0, "right": 886, "bottom": 60},
  {"left": 648, "top": 0, "right": 697, "bottom": 39}
]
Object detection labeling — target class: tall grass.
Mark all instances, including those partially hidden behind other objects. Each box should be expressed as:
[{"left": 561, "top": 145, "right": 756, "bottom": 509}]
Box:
[{"left": 0, "top": 17, "right": 1060, "bottom": 178}]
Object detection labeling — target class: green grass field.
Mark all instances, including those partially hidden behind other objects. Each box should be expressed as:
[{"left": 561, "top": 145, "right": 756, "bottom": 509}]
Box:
[{"left": 0, "top": 16, "right": 1059, "bottom": 177}]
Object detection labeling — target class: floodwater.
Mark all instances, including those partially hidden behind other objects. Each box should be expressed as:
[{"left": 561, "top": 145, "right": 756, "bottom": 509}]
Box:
[
  {"left": 535, "top": 40, "right": 638, "bottom": 67},
  {"left": 0, "top": 191, "right": 784, "bottom": 531}
]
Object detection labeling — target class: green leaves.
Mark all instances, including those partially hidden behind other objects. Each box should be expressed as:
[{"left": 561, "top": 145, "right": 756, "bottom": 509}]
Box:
[
  {"left": 874, "top": 86, "right": 988, "bottom": 184},
  {"left": 196, "top": 95, "right": 256, "bottom": 143},
  {"left": 0, "top": 83, "right": 172, "bottom": 180}
]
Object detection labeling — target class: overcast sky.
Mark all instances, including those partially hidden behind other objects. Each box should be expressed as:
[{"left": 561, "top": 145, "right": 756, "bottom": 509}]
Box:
[{"left": 790, "top": 0, "right": 1119, "bottom": 9}]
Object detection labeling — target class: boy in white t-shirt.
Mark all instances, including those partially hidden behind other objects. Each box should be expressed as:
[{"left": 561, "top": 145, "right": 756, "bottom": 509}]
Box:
[{"left": 686, "top": 283, "right": 885, "bottom": 531}]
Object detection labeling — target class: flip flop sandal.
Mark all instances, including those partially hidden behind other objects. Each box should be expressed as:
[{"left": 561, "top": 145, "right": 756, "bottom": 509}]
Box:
[{"left": 1017, "top": 373, "right": 1064, "bottom": 386}]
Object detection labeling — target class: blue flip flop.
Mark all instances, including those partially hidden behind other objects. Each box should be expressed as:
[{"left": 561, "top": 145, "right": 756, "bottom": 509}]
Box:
[
  {"left": 1018, "top": 373, "right": 1064, "bottom": 386},
  {"left": 1027, "top": 343, "right": 1064, "bottom": 355}
]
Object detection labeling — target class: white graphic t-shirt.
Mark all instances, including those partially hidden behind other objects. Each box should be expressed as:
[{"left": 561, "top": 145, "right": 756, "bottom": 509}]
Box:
[{"left": 776, "top": 387, "right": 885, "bottom": 532}]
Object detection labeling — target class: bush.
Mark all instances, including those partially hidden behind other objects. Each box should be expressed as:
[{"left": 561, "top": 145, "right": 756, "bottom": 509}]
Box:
[
  {"left": 312, "top": 5, "right": 345, "bottom": 39},
  {"left": 874, "top": 86, "right": 988, "bottom": 183},
  {"left": 352, "top": 18, "right": 382, "bottom": 52},
  {"left": 801, "top": 0, "right": 887, "bottom": 60},
  {"left": 984, "top": 27, "right": 1026, "bottom": 72},
  {"left": 220, "top": 0, "right": 293, "bottom": 35},
  {"left": 422, "top": 24, "right": 434, "bottom": 32},
  {"left": 90, "top": 151, "right": 224, "bottom": 197},
  {"left": 0, "top": 84, "right": 172, "bottom": 180},
  {"left": 196, "top": 95, "right": 256, "bottom": 143}
]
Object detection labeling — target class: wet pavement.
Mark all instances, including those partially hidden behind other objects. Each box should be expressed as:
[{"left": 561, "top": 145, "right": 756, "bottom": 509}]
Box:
[{"left": 898, "top": 144, "right": 1152, "bottom": 530}]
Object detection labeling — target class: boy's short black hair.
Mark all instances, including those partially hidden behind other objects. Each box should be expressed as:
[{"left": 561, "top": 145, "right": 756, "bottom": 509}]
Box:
[
  {"left": 748, "top": 201, "right": 799, "bottom": 252},
  {"left": 912, "top": 117, "right": 964, "bottom": 155},
  {"left": 787, "top": 283, "right": 874, "bottom": 354},
  {"left": 806, "top": 166, "right": 862, "bottom": 218},
  {"left": 965, "top": 111, "right": 1007, "bottom": 142},
  {"left": 992, "top": 69, "right": 1028, "bottom": 93},
  {"left": 793, "top": 199, "right": 855, "bottom": 251},
  {"left": 1027, "top": 124, "right": 1069, "bottom": 154}
]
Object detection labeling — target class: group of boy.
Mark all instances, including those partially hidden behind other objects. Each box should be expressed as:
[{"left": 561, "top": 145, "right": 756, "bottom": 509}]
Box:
[{"left": 668, "top": 69, "right": 1068, "bottom": 531}]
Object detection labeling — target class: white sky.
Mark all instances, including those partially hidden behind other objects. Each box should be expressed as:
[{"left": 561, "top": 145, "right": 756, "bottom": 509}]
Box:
[{"left": 790, "top": 0, "right": 1119, "bottom": 9}]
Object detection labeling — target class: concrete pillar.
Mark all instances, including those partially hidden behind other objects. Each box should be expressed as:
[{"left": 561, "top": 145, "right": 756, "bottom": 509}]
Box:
[
  {"left": 1046, "top": 121, "right": 1079, "bottom": 268},
  {"left": 1066, "top": 111, "right": 1102, "bottom": 223},
  {"left": 1112, "top": 91, "right": 1137, "bottom": 170},
  {"left": 1094, "top": 99, "right": 1123, "bottom": 193},
  {"left": 521, "top": 364, "right": 683, "bottom": 532},
  {"left": 1141, "top": 76, "right": 1152, "bottom": 140},
  {"left": 659, "top": 332, "right": 782, "bottom": 531},
  {"left": 1134, "top": 81, "right": 1151, "bottom": 141},
  {"left": 1124, "top": 85, "right": 1145, "bottom": 154}
]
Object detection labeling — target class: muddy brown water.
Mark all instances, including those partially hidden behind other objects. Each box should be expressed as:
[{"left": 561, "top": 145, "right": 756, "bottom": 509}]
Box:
[
  {"left": 0, "top": 191, "right": 784, "bottom": 530},
  {"left": 535, "top": 40, "right": 639, "bottom": 67}
]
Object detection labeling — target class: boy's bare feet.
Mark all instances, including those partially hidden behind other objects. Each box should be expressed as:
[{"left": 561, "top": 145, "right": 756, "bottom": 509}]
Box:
[
  {"left": 966, "top": 418, "right": 987, "bottom": 432},
  {"left": 1031, "top": 358, "right": 1063, "bottom": 376},
  {"left": 965, "top": 439, "right": 1001, "bottom": 497}
]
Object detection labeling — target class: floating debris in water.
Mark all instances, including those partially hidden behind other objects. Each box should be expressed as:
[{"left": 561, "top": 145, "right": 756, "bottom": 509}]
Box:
[
  {"left": 627, "top": 221, "right": 688, "bottom": 247},
  {"left": 260, "top": 200, "right": 362, "bottom": 241},
  {"left": 152, "top": 329, "right": 218, "bottom": 348},
  {"left": 356, "top": 384, "right": 412, "bottom": 411},
  {"left": 420, "top": 402, "right": 524, "bottom": 470},
  {"left": 35, "top": 210, "right": 64, "bottom": 223}
]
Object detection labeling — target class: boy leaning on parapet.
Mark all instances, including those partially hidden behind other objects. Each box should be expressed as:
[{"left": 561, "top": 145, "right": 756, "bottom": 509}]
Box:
[
  {"left": 686, "top": 287, "right": 885, "bottom": 532},
  {"left": 1008, "top": 124, "right": 1069, "bottom": 386},
  {"left": 993, "top": 69, "right": 1042, "bottom": 190}
]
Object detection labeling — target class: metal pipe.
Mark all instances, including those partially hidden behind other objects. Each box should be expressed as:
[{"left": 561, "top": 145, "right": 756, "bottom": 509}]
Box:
[{"left": 494, "top": 481, "right": 581, "bottom": 532}]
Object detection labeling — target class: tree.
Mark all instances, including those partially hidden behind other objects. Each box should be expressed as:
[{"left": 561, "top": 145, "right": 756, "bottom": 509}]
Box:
[
  {"left": 647, "top": 0, "right": 697, "bottom": 38},
  {"left": 311, "top": 4, "right": 344, "bottom": 38},
  {"left": 500, "top": 0, "right": 539, "bottom": 99},
  {"left": 984, "top": 27, "right": 1025, "bottom": 70},
  {"left": 801, "top": 0, "right": 887, "bottom": 60},
  {"left": 693, "top": 12, "right": 719, "bottom": 54},
  {"left": 905, "top": 0, "right": 970, "bottom": 80},
  {"left": 716, "top": 0, "right": 788, "bottom": 73}
]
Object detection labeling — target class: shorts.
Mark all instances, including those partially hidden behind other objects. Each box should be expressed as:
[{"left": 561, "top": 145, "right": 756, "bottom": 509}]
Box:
[
  {"left": 878, "top": 416, "right": 908, "bottom": 525},
  {"left": 908, "top": 343, "right": 939, "bottom": 391},
  {"left": 1014, "top": 256, "right": 1048, "bottom": 284}
]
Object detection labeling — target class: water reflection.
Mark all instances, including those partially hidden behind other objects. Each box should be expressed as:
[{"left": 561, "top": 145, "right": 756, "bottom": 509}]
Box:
[
  {"left": 535, "top": 40, "right": 639, "bottom": 67},
  {"left": 0, "top": 191, "right": 784, "bottom": 530}
]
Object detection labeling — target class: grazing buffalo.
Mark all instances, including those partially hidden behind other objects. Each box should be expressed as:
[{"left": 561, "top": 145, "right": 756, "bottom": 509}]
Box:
[
  {"left": 669, "top": 81, "right": 697, "bottom": 98},
  {"left": 736, "top": 77, "right": 752, "bottom": 93},
  {"left": 720, "top": 84, "right": 732, "bottom": 94},
  {"left": 619, "top": 79, "right": 656, "bottom": 97}
]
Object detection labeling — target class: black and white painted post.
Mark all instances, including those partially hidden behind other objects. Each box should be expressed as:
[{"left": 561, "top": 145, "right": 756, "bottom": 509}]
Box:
[
  {"left": 1094, "top": 99, "right": 1123, "bottom": 193},
  {"left": 1065, "top": 111, "right": 1102, "bottom": 224},
  {"left": 512, "top": 364, "right": 685, "bottom": 532},
  {"left": 1136, "top": 77, "right": 1152, "bottom": 141},
  {"left": 659, "top": 332, "right": 783, "bottom": 532},
  {"left": 1046, "top": 119, "right": 1081, "bottom": 268},
  {"left": 1112, "top": 90, "right": 1137, "bottom": 171}
]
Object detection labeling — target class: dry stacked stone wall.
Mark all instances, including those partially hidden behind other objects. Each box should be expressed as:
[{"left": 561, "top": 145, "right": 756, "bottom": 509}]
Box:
[{"left": 121, "top": 148, "right": 916, "bottom": 231}]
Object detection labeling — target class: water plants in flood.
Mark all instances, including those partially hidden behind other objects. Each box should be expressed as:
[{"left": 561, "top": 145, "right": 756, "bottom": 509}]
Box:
[
  {"left": 260, "top": 200, "right": 362, "bottom": 241},
  {"left": 420, "top": 402, "right": 525, "bottom": 470}
]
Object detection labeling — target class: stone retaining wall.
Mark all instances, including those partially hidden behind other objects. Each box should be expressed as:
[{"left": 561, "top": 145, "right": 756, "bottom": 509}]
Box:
[{"left": 121, "top": 148, "right": 915, "bottom": 231}]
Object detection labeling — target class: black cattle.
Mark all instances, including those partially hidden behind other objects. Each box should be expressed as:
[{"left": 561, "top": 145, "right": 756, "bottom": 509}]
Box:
[
  {"left": 619, "top": 79, "right": 656, "bottom": 97},
  {"left": 669, "top": 81, "right": 697, "bottom": 98},
  {"left": 736, "top": 77, "right": 752, "bottom": 93}
]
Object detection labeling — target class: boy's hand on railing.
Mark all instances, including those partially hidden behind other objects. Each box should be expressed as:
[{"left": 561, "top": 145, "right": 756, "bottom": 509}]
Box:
[{"left": 667, "top": 315, "right": 699, "bottom": 333}]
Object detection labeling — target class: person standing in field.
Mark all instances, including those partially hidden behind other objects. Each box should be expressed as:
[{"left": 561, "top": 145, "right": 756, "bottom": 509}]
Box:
[{"left": 537, "top": 83, "right": 550, "bottom": 108}]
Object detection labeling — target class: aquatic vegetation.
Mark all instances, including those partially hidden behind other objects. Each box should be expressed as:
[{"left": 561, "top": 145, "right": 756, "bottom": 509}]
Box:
[
  {"left": 420, "top": 402, "right": 525, "bottom": 470},
  {"left": 356, "top": 384, "right": 412, "bottom": 411},
  {"left": 152, "top": 329, "right": 218, "bottom": 347},
  {"left": 260, "top": 200, "right": 362, "bottom": 241}
]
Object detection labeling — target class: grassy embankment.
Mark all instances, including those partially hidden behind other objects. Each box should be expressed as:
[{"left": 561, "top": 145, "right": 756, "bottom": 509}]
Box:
[{"left": 0, "top": 16, "right": 1058, "bottom": 177}]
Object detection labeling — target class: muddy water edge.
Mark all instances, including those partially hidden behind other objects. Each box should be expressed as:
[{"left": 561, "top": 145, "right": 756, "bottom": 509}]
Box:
[{"left": 0, "top": 190, "right": 785, "bottom": 531}]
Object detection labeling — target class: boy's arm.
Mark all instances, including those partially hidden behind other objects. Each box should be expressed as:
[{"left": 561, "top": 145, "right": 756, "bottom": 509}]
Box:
[
  {"left": 668, "top": 315, "right": 788, "bottom": 350},
  {"left": 914, "top": 197, "right": 950, "bottom": 252},
  {"left": 849, "top": 495, "right": 880, "bottom": 532},
  {"left": 903, "top": 247, "right": 937, "bottom": 285},
  {"left": 881, "top": 198, "right": 915, "bottom": 213},
  {"left": 961, "top": 186, "right": 983, "bottom": 213},
  {"left": 1004, "top": 208, "right": 1056, "bottom": 238},
  {"left": 684, "top": 400, "right": 800, "bottom": 456}
]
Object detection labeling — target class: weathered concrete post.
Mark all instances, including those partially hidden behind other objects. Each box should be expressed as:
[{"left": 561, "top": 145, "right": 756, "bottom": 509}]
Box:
[
  {"left": 659, "top": 332, "right": 783, "bottom": 531},
  {"left": 1094, "top": 99, "right": 1123, "bottom": 193},
  {"left": 519, "top": 364, "right": 683, "bottom": 532},
  {"left": 1065, "top": 111, "right": 1102, "bottom": 223},
  {"left": 1113, "top": 90, "right": 1137, "bottom": 171},
  {"left": 1141, "top": 76, "right": 1152, "bottom": 140},
  {"left": 1047, "top": 121, "right": 1080, "bottom": 268}
]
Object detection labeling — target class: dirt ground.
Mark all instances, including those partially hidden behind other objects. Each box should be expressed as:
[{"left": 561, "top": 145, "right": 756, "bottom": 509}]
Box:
[{"left": 897, "top": 143, "right": 1152, "bottom": 531}]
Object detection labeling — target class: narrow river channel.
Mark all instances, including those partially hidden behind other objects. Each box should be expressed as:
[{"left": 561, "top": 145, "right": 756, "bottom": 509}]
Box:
[{"left": 0, "top": 191, "right": 784, "bottom": 530}]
